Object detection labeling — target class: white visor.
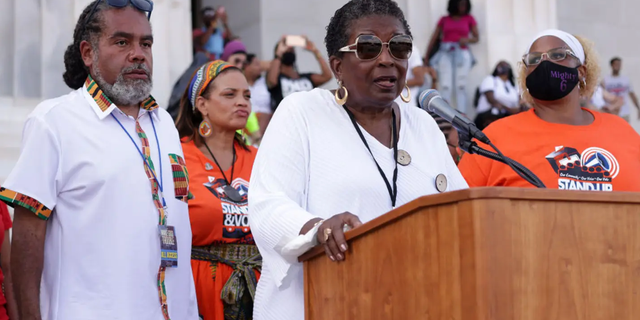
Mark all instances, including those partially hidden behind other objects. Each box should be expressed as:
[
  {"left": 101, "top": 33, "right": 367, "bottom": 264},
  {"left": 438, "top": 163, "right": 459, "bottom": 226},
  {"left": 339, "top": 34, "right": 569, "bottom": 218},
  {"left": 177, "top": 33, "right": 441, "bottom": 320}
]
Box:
[{"left": 526, "top": 29, "right": 585, "bottom": 65}]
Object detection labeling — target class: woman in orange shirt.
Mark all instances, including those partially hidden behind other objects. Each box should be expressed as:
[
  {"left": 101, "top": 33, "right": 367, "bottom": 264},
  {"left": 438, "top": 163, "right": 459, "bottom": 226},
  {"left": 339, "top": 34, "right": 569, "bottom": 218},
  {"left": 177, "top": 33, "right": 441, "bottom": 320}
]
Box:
[
  {"left": 458, "top": 30, "right": 640, "bottom": 192},
  {"left": 175, "top": 60, "right": 259, "bottom": 320}
]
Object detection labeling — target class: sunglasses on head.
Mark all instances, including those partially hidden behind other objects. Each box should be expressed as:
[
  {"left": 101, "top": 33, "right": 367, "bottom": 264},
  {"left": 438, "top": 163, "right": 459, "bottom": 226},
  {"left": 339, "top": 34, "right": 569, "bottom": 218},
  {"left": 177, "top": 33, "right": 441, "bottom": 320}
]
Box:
[
  {"left": 83, "top": 0, "right": 154, "bottom": 30},
  {"left": 339, "top": 34, "right": 413, "bottom": 61},
  {"left": 522, "top": 47, "right": 580, "bottom": 67}
]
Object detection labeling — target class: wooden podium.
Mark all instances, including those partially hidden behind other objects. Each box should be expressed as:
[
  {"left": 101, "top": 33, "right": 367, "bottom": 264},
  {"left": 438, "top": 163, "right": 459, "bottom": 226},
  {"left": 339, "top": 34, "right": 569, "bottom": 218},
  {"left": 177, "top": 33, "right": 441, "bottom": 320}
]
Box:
[{"left": 300, "top": 187, "right": 640, "bottom": 320}]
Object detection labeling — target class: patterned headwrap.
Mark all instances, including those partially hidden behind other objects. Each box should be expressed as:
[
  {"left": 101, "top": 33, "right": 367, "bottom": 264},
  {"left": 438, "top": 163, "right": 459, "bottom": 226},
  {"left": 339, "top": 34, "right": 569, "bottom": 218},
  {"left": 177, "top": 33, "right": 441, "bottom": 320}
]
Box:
[{"left": 188, "top": 60, "right": 237, "bottom": 109}]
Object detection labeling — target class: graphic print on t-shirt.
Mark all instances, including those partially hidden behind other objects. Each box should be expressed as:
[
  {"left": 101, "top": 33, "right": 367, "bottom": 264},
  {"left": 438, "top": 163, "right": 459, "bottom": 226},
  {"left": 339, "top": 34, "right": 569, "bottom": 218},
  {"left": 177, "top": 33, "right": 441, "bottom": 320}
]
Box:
[
  {"left": 281, "top": 77, "right": 313, "bottom": 98},
  {"left": 546, "top": 146, "right": 620, "bottom": 191},
  {"left": 204, "top": 176, "right": 251, "bottom": 240}
]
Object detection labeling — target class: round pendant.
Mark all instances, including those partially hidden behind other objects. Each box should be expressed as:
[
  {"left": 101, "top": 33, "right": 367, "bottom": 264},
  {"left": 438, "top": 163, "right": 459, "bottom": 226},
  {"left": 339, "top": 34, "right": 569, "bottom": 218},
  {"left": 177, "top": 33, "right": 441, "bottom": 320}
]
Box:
[
  {"left": 397, "top": 149, "right": 412, "bottom": 166},
  {"left": 435, "top": 174, "right": 448, "bottom": 193},
  {"left": 223, "top": 185, "right": 243, "bottom": 203}
]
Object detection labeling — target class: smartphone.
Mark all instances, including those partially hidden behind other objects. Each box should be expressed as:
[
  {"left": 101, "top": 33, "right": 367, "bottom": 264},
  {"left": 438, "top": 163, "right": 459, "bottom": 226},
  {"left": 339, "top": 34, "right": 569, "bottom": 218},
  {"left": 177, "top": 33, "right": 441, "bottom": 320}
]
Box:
[{"left": 285, "top": 35, "right": 306, "bottom": 47}]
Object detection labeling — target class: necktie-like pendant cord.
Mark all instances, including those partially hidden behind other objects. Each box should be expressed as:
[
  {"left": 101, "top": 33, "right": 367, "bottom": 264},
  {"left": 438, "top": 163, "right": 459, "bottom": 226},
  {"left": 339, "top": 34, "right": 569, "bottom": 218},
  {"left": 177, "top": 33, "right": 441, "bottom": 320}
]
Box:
[
  {"left": 203, "top": 142, "right": 243, "bottom": 203},
  {"left": 343, "top": 105, "right": 398, "bottom": 207},
  {"left": 111, "top": 112, "right": 171, "bottom": 320}
]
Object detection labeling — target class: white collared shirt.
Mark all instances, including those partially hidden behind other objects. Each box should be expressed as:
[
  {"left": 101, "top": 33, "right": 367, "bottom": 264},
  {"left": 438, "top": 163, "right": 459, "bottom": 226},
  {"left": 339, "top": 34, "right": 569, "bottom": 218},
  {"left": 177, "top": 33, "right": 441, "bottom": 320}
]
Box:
[{"left": 0, "top": 78, "right": 198, "bottom": 320}]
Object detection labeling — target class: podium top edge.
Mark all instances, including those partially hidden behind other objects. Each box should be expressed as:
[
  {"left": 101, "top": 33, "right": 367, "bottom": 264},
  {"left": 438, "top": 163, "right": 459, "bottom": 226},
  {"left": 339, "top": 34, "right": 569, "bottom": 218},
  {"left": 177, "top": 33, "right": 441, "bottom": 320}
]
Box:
[{"left": 298, "top": 187, "right": 640, "bottom": 262}]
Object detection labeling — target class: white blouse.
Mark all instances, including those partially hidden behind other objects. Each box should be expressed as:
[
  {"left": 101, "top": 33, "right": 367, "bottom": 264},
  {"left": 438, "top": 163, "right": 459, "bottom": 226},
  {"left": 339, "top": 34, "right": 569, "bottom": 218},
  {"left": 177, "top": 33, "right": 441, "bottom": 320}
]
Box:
[{"left": 249, "top": 89, "right": 468, "bottom": 320}]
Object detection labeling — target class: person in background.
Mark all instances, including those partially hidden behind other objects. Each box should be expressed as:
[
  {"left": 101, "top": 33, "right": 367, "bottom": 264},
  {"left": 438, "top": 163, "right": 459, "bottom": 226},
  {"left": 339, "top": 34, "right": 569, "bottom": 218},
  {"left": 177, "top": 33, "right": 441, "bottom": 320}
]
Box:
[
  {"left": 245, "top": 53, "right": 272, "bottom": 138},
  {"left": 0, "top": 203, "right": 17, "bottom": 320},
  {"left": 428, "top": 111, "right": 463, "bottom": 164},
  {"left": 426, "top": 0, "right": 479, "bottom": 112},
  {"left": 219, "top": 41, "right": 260, "bottom": 146},
  {"left": 194, "top": 6, "right": 233, "bottom": 60},
  {"left": 266, "top": 35, "right": 333, "bottom": 117},
  {"left": 459, "top": 30, "right": 640, "bottom": 192},
  {"left": 175, "top": 60, "right": 260, "bottom": 320},
  {"left": 3, "top": 1, "right": 198, "bottom": 319},
  {"left": 474, "top": 61, "right": 520, "bottom": 130},
  {"left": 587, "top": 85, "right": 624, "bottom": 113},
  {"left": 249, "top": 1, "right": 468, "bottom": 319},
  {"left": 602, "top": 57, "right": 640, "bottom": 122},
  {"left": 221, "top": 40, "right": 247, "bottom": 69}
]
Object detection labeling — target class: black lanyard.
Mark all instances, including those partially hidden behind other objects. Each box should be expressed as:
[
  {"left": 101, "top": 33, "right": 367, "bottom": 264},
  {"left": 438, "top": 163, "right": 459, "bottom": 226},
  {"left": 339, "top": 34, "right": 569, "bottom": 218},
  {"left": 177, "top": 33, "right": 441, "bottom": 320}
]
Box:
[{"left": 343, "top": 106, "right": 398, "bottom": 207}]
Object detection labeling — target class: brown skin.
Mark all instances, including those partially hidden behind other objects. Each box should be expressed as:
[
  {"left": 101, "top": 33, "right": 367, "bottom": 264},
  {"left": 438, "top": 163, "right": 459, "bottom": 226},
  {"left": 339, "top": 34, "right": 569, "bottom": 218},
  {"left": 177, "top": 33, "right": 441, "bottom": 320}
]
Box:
[
  {"left": 195, "top": 70, "right": 252, "bottom": 169},
  {"left": 526, "top": 36, "right": 592, "bottom": 125},
  {"left": 2, "top": 226, "right": 18, "bottom": 320},
  {"left": 12, "top": 207, "right": 47, "bottom": 320},
  {"left": 300, "top": 15, "right": 410, "bottom": 262},
  {"left": 227, "top": 52, "right": 247, "bottom": 69},
  {"left": 244, "top": 58, "right": 273, "bottom": 137},
  {"left": 80, "top": 7, "right": 153, "bottom": 118}
]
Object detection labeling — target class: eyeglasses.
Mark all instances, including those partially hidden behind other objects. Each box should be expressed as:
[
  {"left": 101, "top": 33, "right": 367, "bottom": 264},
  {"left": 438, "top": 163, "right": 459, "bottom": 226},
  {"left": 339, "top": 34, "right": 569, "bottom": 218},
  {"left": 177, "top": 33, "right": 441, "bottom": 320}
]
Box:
[
  {"left": 522, "top": 47, "right": 580, "bottom": 66},
  {"left": 339, "top": 35, "right": 413, "bottom": 61},
  {"left": 83, "top": 0, "right": 154, "bottom": 30}
]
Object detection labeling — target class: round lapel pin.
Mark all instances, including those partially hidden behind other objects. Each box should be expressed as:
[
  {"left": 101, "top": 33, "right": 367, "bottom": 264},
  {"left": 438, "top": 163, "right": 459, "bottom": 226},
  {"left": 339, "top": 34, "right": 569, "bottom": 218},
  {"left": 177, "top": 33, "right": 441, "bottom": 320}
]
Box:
[
  {"left": 435, "top": 174, "right": 448, "bottom": 193},
  {"left": 397, "top": 149, "right": 412, "bottom": 166}
]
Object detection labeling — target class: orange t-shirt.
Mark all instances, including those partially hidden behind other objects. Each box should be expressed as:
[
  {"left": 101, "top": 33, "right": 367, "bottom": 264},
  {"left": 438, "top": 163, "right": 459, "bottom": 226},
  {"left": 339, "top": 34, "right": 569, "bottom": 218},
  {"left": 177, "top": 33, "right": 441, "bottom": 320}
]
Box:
[
  {"left": 182, "top": 139, "right": 258, "bottom": 320},
  {"left": 458, "top": 108, "right": 640, "bottom": 192},
  {"left": 182, "top": 139, "right": 257, "bottom": 246}
]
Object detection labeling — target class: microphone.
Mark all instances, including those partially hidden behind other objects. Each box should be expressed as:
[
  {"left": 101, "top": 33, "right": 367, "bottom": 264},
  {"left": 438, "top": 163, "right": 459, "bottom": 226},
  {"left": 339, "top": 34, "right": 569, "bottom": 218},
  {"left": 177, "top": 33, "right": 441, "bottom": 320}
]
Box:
[
  {"left": 418, "top": 89, "right": 546, "bottom": 189},
  {"left": 418, "top": 89, "right": 490, "bottom": 144}
]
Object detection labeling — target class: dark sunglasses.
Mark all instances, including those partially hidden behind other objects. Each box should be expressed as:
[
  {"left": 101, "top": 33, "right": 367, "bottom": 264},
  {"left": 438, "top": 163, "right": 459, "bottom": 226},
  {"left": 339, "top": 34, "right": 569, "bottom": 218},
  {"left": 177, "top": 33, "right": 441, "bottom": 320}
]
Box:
[
  {"left": 84, "top": 0, "right": 154, "bottom": 29},
  {"left": 339, "top": 34, "right": 413, "bottom": 61}
]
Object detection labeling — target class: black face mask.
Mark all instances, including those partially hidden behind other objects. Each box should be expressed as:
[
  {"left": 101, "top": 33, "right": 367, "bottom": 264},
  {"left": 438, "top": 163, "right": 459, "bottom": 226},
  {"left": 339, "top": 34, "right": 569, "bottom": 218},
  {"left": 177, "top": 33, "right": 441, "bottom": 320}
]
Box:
[
  {"left": 496, "top": 65, "right": 510, "bottom": 75},
  {"left": 281, "top": 51, "right": 296, "bottom": 66},
  {"left": 526, "top": 60, "right": 579, "bottom": 101}
]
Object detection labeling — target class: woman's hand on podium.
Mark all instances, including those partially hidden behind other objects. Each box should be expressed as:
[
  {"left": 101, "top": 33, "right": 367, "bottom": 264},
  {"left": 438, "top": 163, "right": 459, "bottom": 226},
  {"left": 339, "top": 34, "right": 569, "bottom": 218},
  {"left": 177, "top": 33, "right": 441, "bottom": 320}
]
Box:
[{"left": 316, "top": 212, "right": 363, "bottom": 262}]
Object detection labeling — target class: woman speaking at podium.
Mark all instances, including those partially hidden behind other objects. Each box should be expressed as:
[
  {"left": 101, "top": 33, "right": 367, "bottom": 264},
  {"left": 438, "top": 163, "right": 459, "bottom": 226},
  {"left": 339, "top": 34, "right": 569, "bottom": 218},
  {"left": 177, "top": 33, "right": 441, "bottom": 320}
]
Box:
[
  {"left": 248, "top": 1, "right": 468, "bottom": 319},
  {"left": 458, "top": 30, "right": 640, "bottom": 191}
]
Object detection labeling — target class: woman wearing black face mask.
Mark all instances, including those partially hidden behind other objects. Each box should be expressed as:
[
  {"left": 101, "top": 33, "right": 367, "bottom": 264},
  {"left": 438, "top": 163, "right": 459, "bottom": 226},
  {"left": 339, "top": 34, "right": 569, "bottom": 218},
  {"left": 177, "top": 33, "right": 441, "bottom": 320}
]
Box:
[
  {"left": 264, "top": 36, "right": 333, "bottom": 124},
  {"left": 459, "top": 29, "right": 640, "bottom": 192},
  {"left": 474, "top": 60, "right": 522, "bottom": 130}
]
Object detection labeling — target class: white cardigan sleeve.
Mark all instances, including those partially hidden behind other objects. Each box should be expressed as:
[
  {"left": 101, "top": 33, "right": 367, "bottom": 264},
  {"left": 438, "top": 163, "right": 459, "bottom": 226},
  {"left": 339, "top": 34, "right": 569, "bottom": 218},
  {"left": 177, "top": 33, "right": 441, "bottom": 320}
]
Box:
[{"left": 248, "top": 92, "right": 319, "bottom": 287}]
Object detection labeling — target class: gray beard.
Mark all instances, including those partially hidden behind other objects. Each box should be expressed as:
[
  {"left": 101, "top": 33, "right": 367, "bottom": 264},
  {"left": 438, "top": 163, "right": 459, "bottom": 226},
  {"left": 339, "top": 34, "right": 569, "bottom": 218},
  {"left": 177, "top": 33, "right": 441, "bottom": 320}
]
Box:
[{"left": 92, "top": 56, "right": 153, "bottom": 106}]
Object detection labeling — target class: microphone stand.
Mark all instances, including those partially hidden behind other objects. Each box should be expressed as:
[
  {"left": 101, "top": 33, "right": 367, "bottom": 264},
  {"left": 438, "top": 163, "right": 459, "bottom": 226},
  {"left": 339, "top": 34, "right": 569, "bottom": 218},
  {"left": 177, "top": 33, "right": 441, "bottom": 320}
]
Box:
[{"left": 458, "top": 133, "right": 546, "bottom": 189}]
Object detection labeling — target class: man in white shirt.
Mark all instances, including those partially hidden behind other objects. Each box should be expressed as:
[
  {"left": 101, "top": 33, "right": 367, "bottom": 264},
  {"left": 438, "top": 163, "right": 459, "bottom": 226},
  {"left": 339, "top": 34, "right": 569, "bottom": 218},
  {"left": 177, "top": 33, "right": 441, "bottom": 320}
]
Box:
[
  {"left": 1, "top": 1, "right": 197, "bottom": 319},
  {"left": 602, "top": 57, "right": 640, "bottom": 122}
]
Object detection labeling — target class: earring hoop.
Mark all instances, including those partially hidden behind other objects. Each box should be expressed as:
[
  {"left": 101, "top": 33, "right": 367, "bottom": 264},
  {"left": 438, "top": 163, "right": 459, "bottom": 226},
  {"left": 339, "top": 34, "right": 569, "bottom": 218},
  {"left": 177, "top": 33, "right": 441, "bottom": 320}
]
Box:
[
  {"left": 400, "top": 85, "right": 411, "bottom": 103},
  {"left": 335, "top": 81, "right": 348, "bottom": 106},
  {"left": 199, "top": 118, "right": 212, "bottom": 138}
]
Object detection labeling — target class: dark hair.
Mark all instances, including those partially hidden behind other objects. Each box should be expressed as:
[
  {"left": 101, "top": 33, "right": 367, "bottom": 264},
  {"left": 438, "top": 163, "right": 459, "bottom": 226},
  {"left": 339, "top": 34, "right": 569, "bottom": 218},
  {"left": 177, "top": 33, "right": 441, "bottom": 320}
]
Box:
[
  {"left": 610, "top": 57, "right": 622, "bottom": 65},
  {"left": 324, "top": 0, "right": 412, "bottom": 58},
  {"left": 175, "top": 67, "right": 249, "bottom": 150},
  {"left": 201, "top": 6, "right": 215, "bottom": 14},
  {"left": 62, "top": 1, "right": 141, "bottom": 90},
  {"left": 492, "top": 62, "right": 515, "bottom": 86},
  {"left": 246, "top": 53, "right": 257, "bottom": 65},
  {"left": 447, "top": 0, "right": 471, "bottom": 16}
]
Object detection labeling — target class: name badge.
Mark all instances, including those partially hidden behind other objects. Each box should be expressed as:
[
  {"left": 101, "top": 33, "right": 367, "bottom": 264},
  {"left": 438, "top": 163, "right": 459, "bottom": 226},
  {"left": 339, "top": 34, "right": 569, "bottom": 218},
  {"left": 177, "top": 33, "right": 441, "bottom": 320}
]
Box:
[{"left": 159, "top": 225, "right": 178, "bottom": 268}]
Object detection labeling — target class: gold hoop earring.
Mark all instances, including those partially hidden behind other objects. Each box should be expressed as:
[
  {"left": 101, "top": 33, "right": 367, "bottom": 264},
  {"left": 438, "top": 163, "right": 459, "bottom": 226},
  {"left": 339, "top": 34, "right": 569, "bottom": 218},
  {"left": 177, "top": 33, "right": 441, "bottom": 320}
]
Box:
[
  {"left": 400, "top": 85, "right": 411, "bottom": 103},
  {"left": 199, "top": 118, "right": 212, "bottom": 138},
  {"left": 335, "top": 81, "right": 348, "bottom": 106}
]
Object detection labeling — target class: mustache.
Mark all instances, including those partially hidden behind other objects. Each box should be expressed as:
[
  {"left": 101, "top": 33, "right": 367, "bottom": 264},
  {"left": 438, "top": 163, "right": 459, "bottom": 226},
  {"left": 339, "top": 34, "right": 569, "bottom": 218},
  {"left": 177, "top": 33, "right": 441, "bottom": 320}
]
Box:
[{"left": 120, "top": 63, "right": 151, "bottom": 77}]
